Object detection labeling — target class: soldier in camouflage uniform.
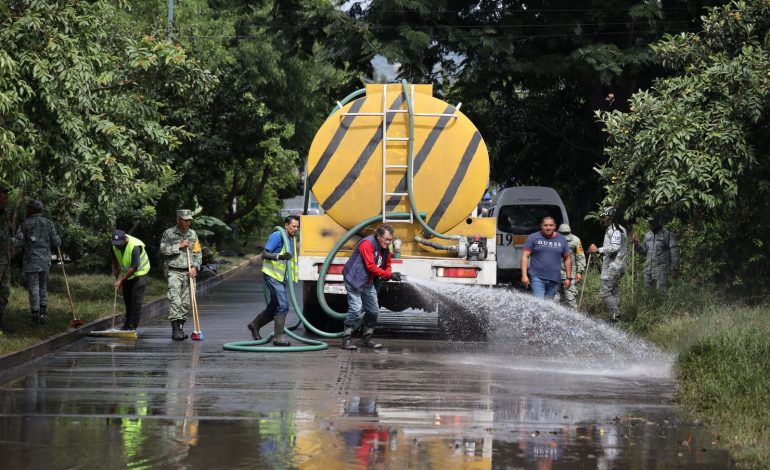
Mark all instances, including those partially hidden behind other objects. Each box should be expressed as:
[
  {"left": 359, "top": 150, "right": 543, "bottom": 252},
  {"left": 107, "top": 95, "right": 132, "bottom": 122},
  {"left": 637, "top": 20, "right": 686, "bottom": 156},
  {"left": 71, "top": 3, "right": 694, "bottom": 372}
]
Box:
[
  {"left": 589, "top": 207, "right": 627, "bottom": 322},
  {"left": 632, "top": 216, "right": 680, "bottom": 292},
  {"left": 555, "top": 224, "right": 587, "bottom": 309},
  {"left": 15, "top": 199, "right": 61, "bottom": 324},
  {"left": 0, "top": 186, "right": 13, "bottom": 334},
  {"left": 159, "top": 209, "right": 201, "bottom": 340}
]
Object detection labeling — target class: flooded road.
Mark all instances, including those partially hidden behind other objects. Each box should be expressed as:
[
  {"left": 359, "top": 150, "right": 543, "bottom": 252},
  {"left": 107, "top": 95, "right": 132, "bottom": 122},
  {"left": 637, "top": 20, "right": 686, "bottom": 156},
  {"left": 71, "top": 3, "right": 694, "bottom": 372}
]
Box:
[{"left": 0, "top": 266, "right": 729, "bottom": 468}]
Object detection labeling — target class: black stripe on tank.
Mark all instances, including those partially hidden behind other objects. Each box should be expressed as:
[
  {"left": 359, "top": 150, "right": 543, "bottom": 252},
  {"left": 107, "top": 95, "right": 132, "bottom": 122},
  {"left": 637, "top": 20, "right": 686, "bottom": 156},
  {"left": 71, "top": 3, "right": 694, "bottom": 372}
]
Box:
[
  {"left": 322, "top": 93, "right": 406, "bottom": 211},
  {"left": 307, "top": 98, "right": 367, "bottom": 190},
  {"left": 385, "top": 104, "right": 455, "bottom": 211},
  {"left": 426, "top": 131, "right": 482, "bottom": 228}
]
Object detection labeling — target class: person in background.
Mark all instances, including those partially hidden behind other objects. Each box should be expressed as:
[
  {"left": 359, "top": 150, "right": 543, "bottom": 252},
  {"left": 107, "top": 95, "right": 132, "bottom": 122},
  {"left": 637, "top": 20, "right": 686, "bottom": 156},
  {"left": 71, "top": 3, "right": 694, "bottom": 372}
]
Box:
[
  {"left": 555, "top": 224, "right": 586, "bottom": 309},
  {"left": 589, "top": 207, "right": 628, "bottom": 322},
  {"left": 0, "top": 186, "right": 14, "bottom": 334},
  {"left": 15, "top": 199, "right": 61, "bottom": 324},
  {"left": 521, "top": 216, "right": 572, "bottom": 300},
  {"left": 632, "top": 215, "right": 680, "bottom": 292}
]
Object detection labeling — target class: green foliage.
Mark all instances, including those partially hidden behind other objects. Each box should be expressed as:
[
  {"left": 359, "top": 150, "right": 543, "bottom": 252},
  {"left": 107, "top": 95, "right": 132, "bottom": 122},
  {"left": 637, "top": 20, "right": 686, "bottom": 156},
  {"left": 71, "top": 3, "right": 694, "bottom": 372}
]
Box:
[
  {"left": 0, "top": 0, "right": 216, "bottom": 256},
  {"left": 676, "top": 305, "right": 770, "bottom": 466},
  {"left": 597, "top": 0, "right": 770, "bottom": 284}
]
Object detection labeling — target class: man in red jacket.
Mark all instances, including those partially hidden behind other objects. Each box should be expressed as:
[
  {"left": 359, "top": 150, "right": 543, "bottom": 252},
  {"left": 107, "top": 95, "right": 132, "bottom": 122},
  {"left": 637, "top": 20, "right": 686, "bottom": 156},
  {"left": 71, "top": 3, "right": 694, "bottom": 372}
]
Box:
[{"left": 341, "top": 225, "right": 402, "bottom": 350}]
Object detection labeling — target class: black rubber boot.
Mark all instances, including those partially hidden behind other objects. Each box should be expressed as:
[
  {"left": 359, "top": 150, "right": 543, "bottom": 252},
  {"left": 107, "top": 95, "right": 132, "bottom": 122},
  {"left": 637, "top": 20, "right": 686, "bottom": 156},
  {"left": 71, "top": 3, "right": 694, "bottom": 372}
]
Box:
[
  {"left": 39, "top": 305, "right": 48, "bottom": 324},
  {"left": 360, "top": 327, "right": 382, "bottom": 348},
  {"left": 341, "top": 327, "right": 357, "bottom": 350},
  {"left": 171, "top": 320, "right": 188, "bottom": 341},
  {"left": 247, "top": 309, "right": 269, "bottom": 340},
  {"left": 31, "top": 309, "right": 40, "bottom": 325},
  {"left": 272, "top": 315, "right": 290, "bottom": 347}
]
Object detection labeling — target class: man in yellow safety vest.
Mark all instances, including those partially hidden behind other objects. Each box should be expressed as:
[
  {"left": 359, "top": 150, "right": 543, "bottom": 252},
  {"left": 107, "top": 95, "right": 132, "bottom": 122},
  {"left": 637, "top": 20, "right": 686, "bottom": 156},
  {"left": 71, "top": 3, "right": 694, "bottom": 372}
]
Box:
[
  {"left": 111, "top": 229, "right": 151, "bottom": 331},
  {"left": 248, "top": 215, "right": 299, "bottom": 346}
]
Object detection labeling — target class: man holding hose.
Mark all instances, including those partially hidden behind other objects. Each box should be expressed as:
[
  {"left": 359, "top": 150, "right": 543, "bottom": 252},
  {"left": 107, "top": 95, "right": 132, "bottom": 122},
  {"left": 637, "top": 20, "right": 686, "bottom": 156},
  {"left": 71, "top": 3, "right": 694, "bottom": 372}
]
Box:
[
  {"left": 248, "top": 215, "right": 299, "bottom": 347},
  {"left": 160, "top": 209, "right": 201, "bottom": 340}
]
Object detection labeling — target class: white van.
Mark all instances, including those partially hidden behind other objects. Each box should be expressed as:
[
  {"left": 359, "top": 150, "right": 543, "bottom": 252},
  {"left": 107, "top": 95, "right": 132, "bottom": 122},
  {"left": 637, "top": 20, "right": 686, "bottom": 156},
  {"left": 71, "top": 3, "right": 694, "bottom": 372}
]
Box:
[{"left": 486, "top": 186, "right": 569, "bottom": 283}]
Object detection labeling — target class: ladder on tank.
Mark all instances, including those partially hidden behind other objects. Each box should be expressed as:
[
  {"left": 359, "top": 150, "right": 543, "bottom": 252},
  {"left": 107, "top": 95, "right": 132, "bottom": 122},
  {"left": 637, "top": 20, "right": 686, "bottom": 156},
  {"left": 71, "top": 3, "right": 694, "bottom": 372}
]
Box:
[{"left": 339, "top": 84, "right": 460, "bottom": 224}]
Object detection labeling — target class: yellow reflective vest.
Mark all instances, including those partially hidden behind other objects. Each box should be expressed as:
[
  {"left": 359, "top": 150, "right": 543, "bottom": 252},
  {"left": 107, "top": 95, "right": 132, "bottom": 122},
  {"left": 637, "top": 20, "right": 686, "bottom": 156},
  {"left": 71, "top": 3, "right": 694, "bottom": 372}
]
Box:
[
  {"left": 113, "top": 235, "right": 150, "bottom": 280},
  {"left": 262, "top": 235, "right": 297, "bottom": 283}
]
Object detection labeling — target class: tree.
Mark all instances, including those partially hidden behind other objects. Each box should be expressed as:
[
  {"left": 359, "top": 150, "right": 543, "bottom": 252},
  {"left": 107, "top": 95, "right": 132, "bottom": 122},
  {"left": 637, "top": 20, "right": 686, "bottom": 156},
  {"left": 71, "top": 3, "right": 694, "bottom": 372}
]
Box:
[
  {"left": 0, "top": 0, "right": 215, "bottom": 253},
  {"left": 597, "top": 0, "right": 770, "bottom": 283},
  {"left": 341, "top": 0, "right": 722, "bottom": 232}
]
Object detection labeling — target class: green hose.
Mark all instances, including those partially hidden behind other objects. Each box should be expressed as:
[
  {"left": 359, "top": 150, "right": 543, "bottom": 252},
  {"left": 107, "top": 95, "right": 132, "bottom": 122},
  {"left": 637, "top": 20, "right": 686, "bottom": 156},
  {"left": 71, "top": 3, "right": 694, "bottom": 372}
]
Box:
[{"left": 223, "top": 226, "right": 329, "bottom": 352}]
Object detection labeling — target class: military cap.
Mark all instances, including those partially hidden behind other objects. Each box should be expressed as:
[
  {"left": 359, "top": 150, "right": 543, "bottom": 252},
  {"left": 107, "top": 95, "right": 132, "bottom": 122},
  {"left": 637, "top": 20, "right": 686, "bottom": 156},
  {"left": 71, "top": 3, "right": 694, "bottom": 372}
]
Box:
[
  {"left": 600, "top": 206, "right": 616, "bottom": 218},
  {"left": 176, "top": 209, "right": 193, "bottom": 220},
  {"left": 27, "top": 199, "right": 43, "bottom": 210},
  {"left": 111, "top": 229, "right": 126, "bottom": 246},
  {"left": 558, "top": 223, "right": 571, "bottom": 235}
]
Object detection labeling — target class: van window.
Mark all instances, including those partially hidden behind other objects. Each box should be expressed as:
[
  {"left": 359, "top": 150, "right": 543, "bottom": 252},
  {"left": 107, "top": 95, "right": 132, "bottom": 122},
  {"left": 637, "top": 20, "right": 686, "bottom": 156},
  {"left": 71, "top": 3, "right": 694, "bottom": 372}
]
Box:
[{"left": 497, "top": 205, "right": 564, "bottom": 234}]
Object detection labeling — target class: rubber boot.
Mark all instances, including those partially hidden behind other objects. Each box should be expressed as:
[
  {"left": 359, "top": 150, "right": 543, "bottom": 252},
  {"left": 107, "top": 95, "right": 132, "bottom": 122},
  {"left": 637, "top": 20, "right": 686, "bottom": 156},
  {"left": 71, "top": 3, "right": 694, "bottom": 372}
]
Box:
[
  {"left": 171, "top": 320, "right": 188, "bottom": 341},
  {"left": 247, "top": 309, "right": 269, "bottom": 340},
  {"left": 39, "top": 305, "right": 48, "bottom": 324},
  {"left": 31, "top": 309, "right": 40, "bottom": 325},
  {"left": 341, "top": 327, "right": 357, "bottom": 350},
  {"left": 360, "top": 327, "right": 382, "bottom": 349},
  {"left": 272, "top": 315, "right": 290, "bottom": 347}
]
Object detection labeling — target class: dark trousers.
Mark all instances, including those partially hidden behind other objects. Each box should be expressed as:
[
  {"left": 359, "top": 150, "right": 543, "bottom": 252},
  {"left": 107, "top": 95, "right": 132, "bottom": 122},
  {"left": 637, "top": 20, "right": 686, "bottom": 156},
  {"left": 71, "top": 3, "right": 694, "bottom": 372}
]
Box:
[{"left": 122, "top": 275, "right": 148, "bottom": 329}]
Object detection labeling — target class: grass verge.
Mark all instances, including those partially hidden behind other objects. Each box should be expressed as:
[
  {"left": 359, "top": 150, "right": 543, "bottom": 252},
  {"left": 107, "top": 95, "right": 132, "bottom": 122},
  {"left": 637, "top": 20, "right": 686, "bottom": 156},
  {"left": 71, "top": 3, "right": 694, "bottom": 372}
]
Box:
[
  {"left": 580, "top": 260, "right": 770, "bottom": 468},
  {"left": 0, "top": 254, "right": 254, "bottom": 356}
]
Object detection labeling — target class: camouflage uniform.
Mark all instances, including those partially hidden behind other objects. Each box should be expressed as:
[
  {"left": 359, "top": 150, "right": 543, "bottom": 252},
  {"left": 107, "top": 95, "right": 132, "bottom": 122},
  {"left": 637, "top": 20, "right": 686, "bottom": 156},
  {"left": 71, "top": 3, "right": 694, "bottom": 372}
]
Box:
[
  {"left": 15, "top": 210, "right": 61, "bottom": 321},
  {"left": 159, "top": 222, "right": 201, "bottom": 322},
  {"left": 598, "top": 224, "right": 627, "bottom": 320},
  {"left": 555, "top": 228, "right": 586, "bottom": 309},
  {"left": 636, "top": 227, "right": 679, "bottom": 292},
  {"left": 0, "top": 202, "right": 10, "bottom": 327}
]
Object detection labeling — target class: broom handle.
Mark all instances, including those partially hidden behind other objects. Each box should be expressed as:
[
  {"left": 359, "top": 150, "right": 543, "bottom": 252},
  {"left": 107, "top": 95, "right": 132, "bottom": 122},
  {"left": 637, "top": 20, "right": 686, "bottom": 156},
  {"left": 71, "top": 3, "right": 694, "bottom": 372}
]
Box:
[
  {"left": 192, "top": 277, "right": 200, "bottom": 330},
  {"left": 578, "top": 252, "right": 592, "bottom": 310},
  {"left": 112, "top": 285, "right": 118, "bottom": 330},
  {"left": 57, "top": 246, "right": 76, "bottom": 319},
  {"left": 186, "top": 248, "right": 199, "bottom": 331}
]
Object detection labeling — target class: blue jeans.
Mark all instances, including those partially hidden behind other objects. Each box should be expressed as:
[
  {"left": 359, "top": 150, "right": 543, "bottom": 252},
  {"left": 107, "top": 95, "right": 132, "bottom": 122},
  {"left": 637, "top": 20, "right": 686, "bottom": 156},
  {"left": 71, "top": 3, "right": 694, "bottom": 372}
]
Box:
[
  {"left": 530, "top": 276, "right": 560, "bottom": 300},
  {"left": 264, "top": 275, "right": 289, "bottom": 318},
  {"left": 343, "top": 279, "right": 379, "bottom": 328}
]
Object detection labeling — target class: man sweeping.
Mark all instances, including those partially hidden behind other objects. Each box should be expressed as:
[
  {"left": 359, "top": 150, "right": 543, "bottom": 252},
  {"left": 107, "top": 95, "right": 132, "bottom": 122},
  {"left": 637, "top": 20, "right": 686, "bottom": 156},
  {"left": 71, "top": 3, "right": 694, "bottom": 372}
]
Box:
[
  {"left": 110, "top": 230, "right": 150, "bottom": 331},
  {"left": 159, "top": 210, "right": 201, "bottom": 340}
]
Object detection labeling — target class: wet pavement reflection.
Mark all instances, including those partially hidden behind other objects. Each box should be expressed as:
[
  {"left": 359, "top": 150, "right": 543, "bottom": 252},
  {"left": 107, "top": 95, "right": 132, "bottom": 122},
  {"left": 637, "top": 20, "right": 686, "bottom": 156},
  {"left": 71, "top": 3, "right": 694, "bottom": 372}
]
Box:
[{"left": 0, "top": 266, "right": 730, "bottom": 468}]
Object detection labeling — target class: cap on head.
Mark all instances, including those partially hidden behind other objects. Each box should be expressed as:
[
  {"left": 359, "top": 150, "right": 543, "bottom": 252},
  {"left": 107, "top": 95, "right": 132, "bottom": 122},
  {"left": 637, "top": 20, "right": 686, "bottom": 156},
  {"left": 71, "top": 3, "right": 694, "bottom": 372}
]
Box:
[
  {"left": 558, "top": 223, "right": 571, "bottom": 235},
  {"left": 176, "top": 209, "right": 193, "bottom": 220},
  {"left": 111, "top": 229, "right": 126, "bottom": 246},
  {"left": 27, "top": 199, "right": 43, "bottom": 210}
]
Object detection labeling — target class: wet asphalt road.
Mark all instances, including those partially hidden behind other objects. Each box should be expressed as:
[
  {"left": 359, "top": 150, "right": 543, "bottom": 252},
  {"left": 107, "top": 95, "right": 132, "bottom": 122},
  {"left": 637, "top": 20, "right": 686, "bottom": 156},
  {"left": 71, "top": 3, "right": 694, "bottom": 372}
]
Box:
[{"left": 0, "top": 266, "right": 730, "bottom": 469}]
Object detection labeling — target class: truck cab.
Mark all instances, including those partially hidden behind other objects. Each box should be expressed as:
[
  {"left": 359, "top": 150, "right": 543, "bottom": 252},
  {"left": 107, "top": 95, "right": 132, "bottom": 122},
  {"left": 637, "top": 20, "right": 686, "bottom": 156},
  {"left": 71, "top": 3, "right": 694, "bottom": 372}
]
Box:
[{"left": 486, "top": 187, "right": 569, "bottom": 285}]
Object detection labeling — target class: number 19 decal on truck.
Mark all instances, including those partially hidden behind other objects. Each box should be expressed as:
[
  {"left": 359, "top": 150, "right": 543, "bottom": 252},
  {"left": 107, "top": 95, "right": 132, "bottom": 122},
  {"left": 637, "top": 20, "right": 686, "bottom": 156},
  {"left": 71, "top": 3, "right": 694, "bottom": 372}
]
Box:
[{"left": 297, "top": 83, "right": 496, "bottom": 336}]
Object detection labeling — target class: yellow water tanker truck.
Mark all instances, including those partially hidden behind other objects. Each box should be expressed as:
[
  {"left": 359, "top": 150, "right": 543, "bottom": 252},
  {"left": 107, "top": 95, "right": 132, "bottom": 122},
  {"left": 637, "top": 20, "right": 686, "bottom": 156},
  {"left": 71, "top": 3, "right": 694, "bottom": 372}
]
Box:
[{"left": 298, "top": 82, "right": 496, "bottom": 337}]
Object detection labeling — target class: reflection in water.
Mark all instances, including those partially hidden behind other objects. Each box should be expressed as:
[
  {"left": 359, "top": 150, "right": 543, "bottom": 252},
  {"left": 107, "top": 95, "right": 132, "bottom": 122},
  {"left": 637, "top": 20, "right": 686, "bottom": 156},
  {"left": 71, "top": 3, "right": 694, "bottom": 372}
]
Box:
[{"left": 0, "top": 270, "right": 731, "bottom": 468}]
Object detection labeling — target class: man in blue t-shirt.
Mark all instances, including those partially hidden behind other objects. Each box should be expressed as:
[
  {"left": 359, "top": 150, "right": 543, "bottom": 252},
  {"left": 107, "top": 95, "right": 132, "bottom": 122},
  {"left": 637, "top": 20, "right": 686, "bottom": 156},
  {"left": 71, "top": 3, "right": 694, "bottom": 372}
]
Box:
[{"left": 521, "top": 216, "right": 572, "bottom": 300}]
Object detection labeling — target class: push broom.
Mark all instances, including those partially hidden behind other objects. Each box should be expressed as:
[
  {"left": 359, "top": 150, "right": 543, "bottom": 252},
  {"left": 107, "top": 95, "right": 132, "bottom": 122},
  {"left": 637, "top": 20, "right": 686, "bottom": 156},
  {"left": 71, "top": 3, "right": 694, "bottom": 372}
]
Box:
[
  {"left": 88, "top": 286, "right": 138, "bottom": 339},
  {"left": 186, "top": 248, "right": 204, "bottom": 341},
  {"left": 57, "top": 247, "right": 83, "bottom": 327}
]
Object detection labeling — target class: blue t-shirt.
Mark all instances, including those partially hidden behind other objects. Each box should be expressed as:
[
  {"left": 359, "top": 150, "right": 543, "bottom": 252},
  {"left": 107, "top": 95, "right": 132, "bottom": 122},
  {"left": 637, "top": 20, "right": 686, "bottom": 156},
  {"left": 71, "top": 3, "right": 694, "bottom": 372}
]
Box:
[
  {"left": 264, "top": 231, "right": 294, "bottom": 255},
  {"left": 523, "top": 231, "right": 570, "bottom": 282}
]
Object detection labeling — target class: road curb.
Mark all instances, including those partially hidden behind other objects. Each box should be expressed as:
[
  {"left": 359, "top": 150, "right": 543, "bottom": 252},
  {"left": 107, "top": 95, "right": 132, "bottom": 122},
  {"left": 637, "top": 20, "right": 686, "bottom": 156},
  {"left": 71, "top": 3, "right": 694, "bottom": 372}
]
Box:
[{"left": 0, "top": 255, "right": 261, "bottom": 373}]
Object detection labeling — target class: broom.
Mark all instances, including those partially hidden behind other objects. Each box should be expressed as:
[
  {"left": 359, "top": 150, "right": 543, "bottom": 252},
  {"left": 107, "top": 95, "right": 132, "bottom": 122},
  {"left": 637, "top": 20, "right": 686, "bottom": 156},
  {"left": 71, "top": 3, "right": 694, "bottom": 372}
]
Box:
[
  {"left": 57, "top": 247, "right": 83, "bottom": 327},
  {"left": 88, "top": 286, "right": 138, "bottom": 339},
  {"left": 186, "top": 248, "right": 204, "bottom": 341}
]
